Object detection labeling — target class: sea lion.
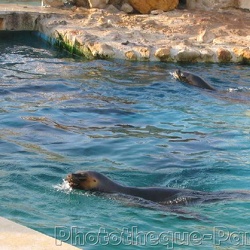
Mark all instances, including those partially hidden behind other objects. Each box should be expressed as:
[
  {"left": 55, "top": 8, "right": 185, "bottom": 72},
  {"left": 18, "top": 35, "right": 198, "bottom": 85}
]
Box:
[
  {"left": 173, "top": 69, "right": 216, "bottom": 91},
  {"left": 66, "top": 171, "right": 249, "bottom": 205}
]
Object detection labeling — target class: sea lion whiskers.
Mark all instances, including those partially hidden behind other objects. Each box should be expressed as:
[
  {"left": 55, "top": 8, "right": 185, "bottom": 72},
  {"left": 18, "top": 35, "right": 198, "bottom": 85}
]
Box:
[
  {"left": 66, "top": 171, "right": 101, "bottom": 191},
  {"left": 172, "top": 69, "right": 183, "bottom": 81}
]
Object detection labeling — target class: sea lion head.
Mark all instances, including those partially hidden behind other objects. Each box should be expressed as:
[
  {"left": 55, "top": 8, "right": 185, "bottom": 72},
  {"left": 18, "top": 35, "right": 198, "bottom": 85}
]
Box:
[
  {"left": 66, "top": 171, "right": 116, "bottom": 192},
  {"left": 173, "top": 69, "right": 189, "bottom": 83}
]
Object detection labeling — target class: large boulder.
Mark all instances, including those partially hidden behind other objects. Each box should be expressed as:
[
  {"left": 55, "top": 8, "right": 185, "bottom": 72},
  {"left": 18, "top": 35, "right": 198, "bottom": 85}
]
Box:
[{"left": 128, "top": 0, "right": 179, "bottom": 14}]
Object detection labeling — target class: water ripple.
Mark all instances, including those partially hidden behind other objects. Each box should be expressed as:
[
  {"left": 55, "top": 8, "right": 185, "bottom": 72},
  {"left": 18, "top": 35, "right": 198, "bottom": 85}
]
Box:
[{"left": 1, "top": 31, "right": 250, "bottom": 250}]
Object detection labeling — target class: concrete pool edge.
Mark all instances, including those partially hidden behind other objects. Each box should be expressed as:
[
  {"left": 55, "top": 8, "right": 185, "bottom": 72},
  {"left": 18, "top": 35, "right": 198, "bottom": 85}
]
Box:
[
  {"left": 0, "top": 4, "right": 249, "bottom": 63},
  {"left": 0, "top": 216, "right": 80, "bottom": 250}
]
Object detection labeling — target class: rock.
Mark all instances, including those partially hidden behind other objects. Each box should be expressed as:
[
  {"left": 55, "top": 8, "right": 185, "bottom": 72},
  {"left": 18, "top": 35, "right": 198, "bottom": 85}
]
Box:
[
  {"left": 75, "top": 0, "right": 89, "bottom": 7},
  {"left": 176, "top": 48, "right": 201, "bottom": 62},
  {"left": 240, "top": 49, "right": 250, "bottom": 63},
  {"left": 125, "top": 50, "right": 137, "bottom": 60},
  {"left": 88, "top": 0, "right": 109, "bottom": 9},
  {"left": 138, "top": 47, "right": 150, "bottom": 60},
  {"left": 121, "top": 3, "right": 134, "bottom": 13},
  {"left": 212, "top": 37, "right": 227, "bottom": 45},
  {"left": 151, "top": 10, "right": 164, "bottom": 15},
  {"left": 37, "top": 1, "right": 250, "bottom": 63},
  {"left": 186, "top": 0, "right": 236, "bottom": 10},
  {"left": 109, "top": 0, "right": 123, "bottom": 8},
  {"left": 128, "top": 0, "right": 179, "bottom": 14},
  {"left": 73, "top": 32, "right": 99, "bottom": 58},
  {"left": 98, "top": 17, "right": 113, "bottom": 27},
  {"left": 238, "top": 0, "right": 250, "bottom": 10},
  {"left": 126, "top": 47, "right": 150, "bottom": 60},
  {"left": 200, "top": 49, "right": 214, "bottom": 62},
  {"left": 71, "top": 6, "right": 77, "bottom": 11},
  {"left": 233, "top": 48, "right": 250, "bottom": 64},
  {"left": 217, "top": 48, "right": 232, "bottom": 62},
  {"left": 155, "top": 47, "right": 171, "bottom": 61},
  {"left": 88, "top": 43, "right": 115, "bottom": 58},
  {"left": 105, "top": 5, "right": 120, "bottom": 13},
  {"left": 197, "top": 29, "right": 215, "bottom": 43}
]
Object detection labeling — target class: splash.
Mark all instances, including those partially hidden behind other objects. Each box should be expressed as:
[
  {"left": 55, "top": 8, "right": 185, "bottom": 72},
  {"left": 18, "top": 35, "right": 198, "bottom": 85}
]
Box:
[
  {"left": 53, "top": 179, "right": 72, "bottom": 193},
  {"left": 169, "top": 71, "right": 177, "bottom": 79},
  {"left": 228, "top": 87, "right": 250, "bottom": 93}
]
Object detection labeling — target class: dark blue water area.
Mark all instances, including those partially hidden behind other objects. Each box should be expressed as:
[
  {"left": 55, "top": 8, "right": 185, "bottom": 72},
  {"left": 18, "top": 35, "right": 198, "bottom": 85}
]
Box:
[{"left": 1, "top": 31, "right": 250, "bottom": 249}]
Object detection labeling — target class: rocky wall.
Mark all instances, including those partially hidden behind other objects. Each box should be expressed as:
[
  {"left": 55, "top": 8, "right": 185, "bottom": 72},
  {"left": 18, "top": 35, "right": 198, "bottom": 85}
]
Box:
[
  {"left": 0, "top": 6, "right": 249, "bottom": 63},
  {"left": 0, "top": 12, "right": 37, "bottom": 30},
  {"left": 36, "top": 8, "right": 250, "bottom": 63}
]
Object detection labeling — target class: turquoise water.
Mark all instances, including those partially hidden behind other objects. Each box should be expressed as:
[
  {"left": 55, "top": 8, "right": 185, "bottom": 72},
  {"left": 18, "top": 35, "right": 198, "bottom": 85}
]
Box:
[
  {"left": 0, "top": 0, "right": 41, "bottom": 6},
  {"left": 1, "top": 31, "right": 250, "bottom": 249}
]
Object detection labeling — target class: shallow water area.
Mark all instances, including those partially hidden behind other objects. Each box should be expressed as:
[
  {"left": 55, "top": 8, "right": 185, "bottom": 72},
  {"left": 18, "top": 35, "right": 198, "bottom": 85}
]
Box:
[{"left": 0, "top": 31, "right": 250, "bottom": 249}]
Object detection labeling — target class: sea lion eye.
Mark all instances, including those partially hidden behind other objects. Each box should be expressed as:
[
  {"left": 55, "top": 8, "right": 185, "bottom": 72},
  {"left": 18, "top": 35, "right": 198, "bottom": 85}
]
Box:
[{"left": 93, "top": 179, "right": 96, "bottom": 182}]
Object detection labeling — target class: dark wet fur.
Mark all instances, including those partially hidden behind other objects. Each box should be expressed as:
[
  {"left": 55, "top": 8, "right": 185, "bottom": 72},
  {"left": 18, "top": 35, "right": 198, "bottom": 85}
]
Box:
[
  {"left": 173, "top": 70, "right": 216, "bottom": 91},
  {"left": 66, "top": 171, "right": 250, "bottom": 219}
]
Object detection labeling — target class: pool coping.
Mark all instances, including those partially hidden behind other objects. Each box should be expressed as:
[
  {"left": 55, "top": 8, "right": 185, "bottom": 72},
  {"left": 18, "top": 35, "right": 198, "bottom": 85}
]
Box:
[{"left": 0, "top": 216, "right": 80, "bottom": 250}]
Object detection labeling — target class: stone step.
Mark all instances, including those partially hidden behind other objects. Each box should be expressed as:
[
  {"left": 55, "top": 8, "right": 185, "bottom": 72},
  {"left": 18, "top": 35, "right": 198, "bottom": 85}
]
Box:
[{"left": 0, "top": 217, "right": 80, "bottom": 250}]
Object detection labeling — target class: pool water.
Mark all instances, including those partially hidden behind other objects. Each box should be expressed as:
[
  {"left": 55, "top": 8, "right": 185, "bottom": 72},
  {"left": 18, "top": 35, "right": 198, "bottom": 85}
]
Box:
[
  {"left": 0, "top": 0, "right": 41, "bottom": 6},
  {"left": 0, "top": 31, "right": 250, "bottom": 249}
]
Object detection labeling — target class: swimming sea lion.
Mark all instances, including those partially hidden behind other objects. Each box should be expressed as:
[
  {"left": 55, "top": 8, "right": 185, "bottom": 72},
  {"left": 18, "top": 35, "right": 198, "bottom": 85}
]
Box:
[
  {"left": 66, "top": 171, "right": 249, "bottom": 205},
  {"left": 173, "top": 69, "right": 216, "bottom": 91}
]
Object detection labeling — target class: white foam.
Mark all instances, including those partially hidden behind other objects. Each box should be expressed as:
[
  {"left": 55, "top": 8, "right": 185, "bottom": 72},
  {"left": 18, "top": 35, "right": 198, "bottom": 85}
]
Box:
[
  {"left": 53, "top": 179, "right": 72, "bottom": 193},
  {"left": 227, "top": 87, "right": 250, "bottom": 93},
  {"left": 228, "top": 88, "right": 236, "bottom": 93},
  {"left": 169, "top": 71, "right": 176, "bottom": 78}
]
